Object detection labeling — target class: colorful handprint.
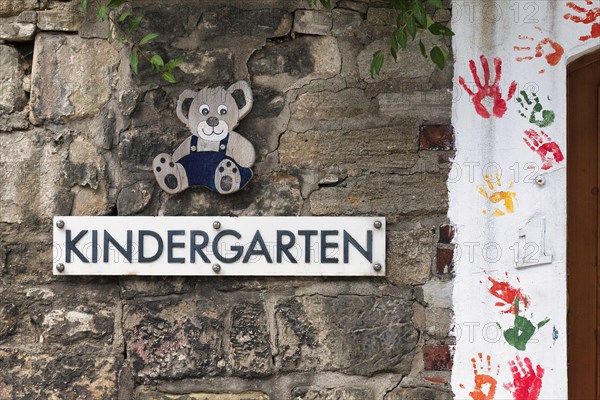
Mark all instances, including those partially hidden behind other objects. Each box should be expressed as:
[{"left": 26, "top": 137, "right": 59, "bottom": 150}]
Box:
[
  {"left": 468, "top": 353, "right": 500, "bottom": 400},
  {"left": 459, "top": 55, "right": 517, "bottom": 119},
  {"left": 504, "top": 356, "right": 545, "bottom": 400},
  {"left": 564, "top": 0, "right": 600, "bottom": 42},
  {"left": 478, "top": 174, "right": 517, "bottom": 216},
  {"left": 523, "top": 129, "right": 564, "bottom": 170},
  {"left": 488, "top": 275, "right": 530, "bottom": 315},
  {"left": 516, "top": 91, "right": 555, "bottom": 128},
  {"left": 514, "top": 29, "right": 564, "bottom": 73},
  {"left": 501, "top": 297, "right": 550, "bottom": 351}
]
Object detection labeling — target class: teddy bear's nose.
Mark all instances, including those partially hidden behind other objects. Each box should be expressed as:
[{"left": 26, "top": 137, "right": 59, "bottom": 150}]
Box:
[{"left": 207, "top": 117, "right": 219, "bottom": 127}]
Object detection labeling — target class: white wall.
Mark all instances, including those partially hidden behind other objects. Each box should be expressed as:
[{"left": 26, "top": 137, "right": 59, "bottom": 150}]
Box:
[{"left": 450, "top": 1, "right": 598, "bottom": 398}]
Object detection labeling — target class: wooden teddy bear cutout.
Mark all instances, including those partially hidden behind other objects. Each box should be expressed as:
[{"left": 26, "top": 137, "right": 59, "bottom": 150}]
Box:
[{"left": 153, "top": 81, "right": 255, "bottom": 195}]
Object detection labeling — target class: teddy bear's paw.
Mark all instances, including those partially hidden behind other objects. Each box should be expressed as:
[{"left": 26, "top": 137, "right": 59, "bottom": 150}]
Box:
[
  {"left": 214, "top": 159, "right": 242, "bottom": 194},
  {"left": 153, "top": 153, "right": 189, "bottom": 194}
]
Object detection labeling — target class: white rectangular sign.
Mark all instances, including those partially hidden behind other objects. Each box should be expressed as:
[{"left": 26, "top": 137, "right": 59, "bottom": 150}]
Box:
[{"left": 52, "top": 216, "right": 385, "bottom": 276}]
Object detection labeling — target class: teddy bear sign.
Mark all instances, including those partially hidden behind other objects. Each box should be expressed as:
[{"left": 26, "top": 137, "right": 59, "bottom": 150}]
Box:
[{"left": 153, "top": 81, "right": 256, "bottom": 195}]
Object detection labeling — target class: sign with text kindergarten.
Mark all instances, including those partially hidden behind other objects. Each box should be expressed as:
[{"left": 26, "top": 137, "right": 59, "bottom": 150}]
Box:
[{"left": 53, "top": 217, "right": 386, "bottom": 276}]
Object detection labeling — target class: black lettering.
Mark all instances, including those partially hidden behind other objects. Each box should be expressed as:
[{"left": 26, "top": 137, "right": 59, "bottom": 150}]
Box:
[
  {"left": 298, "top": 230, "right": 318, "bottom": 263},
  {"left": 190, "top": 230, "right": 210, "bottom": 263},
  {"left": 66, "top": 229, "right": 89, "bottom": 263},
  {"left": 343, "top": 230, "right": 372, "bottom": 263},
  {"left": 243, "top": 230, "right": 273, "bottom": 263},
  {"left": 276, "top": 230, "right": 297, "bottom": 263},
  {"left": 213, "top": 229, "right": 243, "bottom": 263},
  {"left": 168, "top": 230, "right": 185, "bottom": 263},
  {"left": 103, "top": 230, "right": 132, "bottom": 263},
  {"left": 139, "top": 230, "right": 164, "bottom": 263},
  {"left": 321, "top": 230, "right": 339, "bottom": 263}
]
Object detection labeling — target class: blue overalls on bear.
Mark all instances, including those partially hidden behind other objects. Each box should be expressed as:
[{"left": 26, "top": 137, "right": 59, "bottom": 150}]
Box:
[{"left": 177, "top": 135, "right": 253, "bottom": 193}]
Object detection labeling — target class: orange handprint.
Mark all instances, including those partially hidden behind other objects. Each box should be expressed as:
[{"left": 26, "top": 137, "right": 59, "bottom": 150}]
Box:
[
  {"left": 514, "top": 28, "right": 564, "bottom": 73},
  {"left": 564, "top": 0, "right": 600, "bottom": 42},
  {"left": 468, "top": 353, "right": 500, "bottom": 400},
  {"left": 478, "top": 174, "right": 517, "bottom": 216}
]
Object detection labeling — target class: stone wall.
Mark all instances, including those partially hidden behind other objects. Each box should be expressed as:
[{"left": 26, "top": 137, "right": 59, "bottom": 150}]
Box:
[{"left": 0, "top": 0, "right": 455, "bottom": 398}]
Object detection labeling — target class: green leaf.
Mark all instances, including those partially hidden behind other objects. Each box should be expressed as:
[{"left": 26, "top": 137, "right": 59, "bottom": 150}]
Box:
[
  {"left": 81, "top": 0, "right": 88, "bottom": 14},
  {"left": 107, "top": 0, "right": 127, "bottom": 9},
  {"left": 537, "top": 318, "right": 550, "bottom": 329},
  {"left": 390, "top": 36, "right": 398, "bottom": 61},
  {"left": 129, "top": 15, "right": 142, "bottom": 32},
  {"left": 307, "top": 0, "right": 317, "bottom": 6},
  {"left": 426, "top": 15, "right": 435, "bottom": 28},
  {"left": 97, "top": 5, "right": 107, "bottom": 21},
  {"left": 430, "top": 45, "right": 447, "bottom": 69},
  {"left": 396, "top": 11, "right": 405, "bottom": 27},
  {"left": 396, "top": 26, "right": 407, "bottom": 49},
  {"left": 370, "top": 50, "right": 384, "bottom": 78},
  {"left": 162, "top": 71, "right": 176, "bottom": 83},
  {"left": 165, "top": 56, "right": 185, "bottom": 71},
  {"left": 412, "top": 1, "right": 427, "bottom": 27},
  {"left": 406, "top": 16, "right": 416, "bottom": 39},
  {"left": 139, "top": 33, "right": 158, "bottom": 45},
  {"left": 117, "top": 34, "right": 125, "bottom": 43},
  {"left": 419, "top": 39, "right": 427, "bottom": 58},
  {"left": 428, "top": 22, "right": 455, "bottom": 36},
  {"left": 130, "top": 50, "right": 139, "bottom": 75},
  {"left": 428, "top": 0, "right": 444, "bottom": 8},
  {"left": 151, "top": 54, "right": 164, "bottom": 67},
  {"left": 118, "top": 11, "right": 131, "bottom": 22},
  {"left": 319, "top": 0, "right": 332, "bottom": 10}
]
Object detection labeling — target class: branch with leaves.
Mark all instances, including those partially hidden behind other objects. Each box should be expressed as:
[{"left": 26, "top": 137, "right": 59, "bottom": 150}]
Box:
[
  {"left": 309, "top": 0, "right": 454, "bottom": 77},
  {"left": 82, "top": 0, "right": 183, "bottom": 83}
]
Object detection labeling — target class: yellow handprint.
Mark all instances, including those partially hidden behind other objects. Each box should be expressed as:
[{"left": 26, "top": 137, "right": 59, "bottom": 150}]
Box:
[{"left": 478, "top": 174, "right": 517, "bottom": 216}]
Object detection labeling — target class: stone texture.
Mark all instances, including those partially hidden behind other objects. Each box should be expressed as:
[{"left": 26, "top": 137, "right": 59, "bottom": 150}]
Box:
[
  {"left": 198, "top": 7, "right": 292, "bottom": 39},
  {"left": 293, "top": 10, "right": 332, "bottom": 35},
  {"left": 0, "top": 0, "right": 38, "bottom": 18},
  {"left": 422, "top": 279, "right": 453, "bottom": 309},
  {"left": 177, "top": 49, "right": 234, "bottom": 88},
  {"left": 37, "top": 8, "right": 83, "bottom": 32},
  {"left": 249, "top": 36, "right": 341, "bottom": 91},
  {"left": 359, "top": 39, "right": 436, "bottom": 82},
  {"left": 117, "top": 181, "right": 155, "bottom": 215},
  {"left": 435, "top": 247, "right": 454, "bottom": 274},
  {"left": 438, "top": 224, "right": 455, "bottom": 244},
  {"left": 124, "top": 295, "right": 226, "bottom": 382},
  {"left": 387, "top": 227, "right": 434, "bottom": 285},
  {"left": 0, "top": 302, "right": 18, "bottom": 339},
  {"left": 385, "top": 386, "right": 453, "bottom": 400},
  {"left": 423, "top": 344, "right": 453, "bottom": 371},
  {"left": 228, "top": 302, "right": 274, "bottom": 377},
  {"left": 291, "top": 387, "right": 372, "bottom": 399},
  {"left": 136, "top": 389, "right": 269, "bottom": 400},
  {"left": 337, "top": 1, "right": 368, "bottom": 14},
  {"left": 419, "top": 125, "right": 454, "bottom": 150},
  {"left": 331, "top": 9, "right": 363, "bottom": 36},
  {"left": 425, "top": 307, "right": 453, "bottom": 339},
  {"left": 30, "top": 33, "right": 119, "bottom": 124},
  {"left": 0, "top": 12, "right": 36, "bottom": 41},
  {"left": 0, "top": 44, "right": 26, "bottom": 114},
  {"left": 377, "top": 91, "right": 452, "bottom": 121},
  {"left": 275, "top": 290, "right": 418, "bottom": 375},
  {"left": 0, "top": 351, "right": 120, "bottom": 399}
]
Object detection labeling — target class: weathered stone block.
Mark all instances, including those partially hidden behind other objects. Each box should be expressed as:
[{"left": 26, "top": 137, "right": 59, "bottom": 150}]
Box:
[
  {"left": 332, "top": 9, "right": 363, "bottom": 36},
  {"left": 419, "top": 125, "right": 454, "bottom": 150},
  {"left": 275, "top": 290, "right": 417, "bottom": 375},
  {"left": 279, "top": 126, "right": 417, "bottom": 171},
  {"left": 377, "top": 90, "right": 452, "bottom": 121},
  {"left": 0, "top": 351, "right": 120, "bottom": 399},
  {"left": 176, "top": 49, "right": 234, "bottom": 88},
  {"left": 293, "top": 10, "right": 332, "bottom": 35},
  {"left": 198, "top": 7, "right": 292, "bottom": 39},
  {"left": 228, "top": 302, "right": 273, "bottom": 377},
  {"left": 0, "top": 302, "right": 18, "bottom": 339},
  {"left": 117, "top": 181, "right": 155, "bottom": 216},
  {"left": 338, "top": 1, "right": 368, "bottom": 14},
  {"left": 309, "top": 173, "right": 448, "bottom": 222},
  {"left": 124, "top": 296, "right": 226, "bottom": 382},
  {"left": 387, "top": 227, "right": 433, "bottom": 285},
  {"left": 249, "top": 36, "right": 341, "bottom": 91},
  {"left": 37, "top": 8, "right": 83, "bottom": 32},
  {"left": 0, "top": 0, "right": 38, "bottom": 18},
  {"left": 29, "top": 34, "right": 119, "bottom": 124},
  {"left": 422, "top": 279, "right": 452, "bottom": 309},
  {"left": 385, "top": 386, "right": 453, "bottom": 400},
  {"left": 292, "top": 386, "right": 372, "bottom": 399},
  {"left": 423, "top": 344, "right": 453, "bottom": 371},
  {"left": 425, "top": 307, "right": 453, "bottom": 339},
  {"left": 0, "top": 44, "right": 26, "bottom": 113},
  {"left": 135, "top": 388, "right": 269, "bottom": 400},
  {"left": 366, "top": 8, "right": 396, "bottom": 26},
  {"left": 0, "top": 13, "right": 36, "bottom": 41}
]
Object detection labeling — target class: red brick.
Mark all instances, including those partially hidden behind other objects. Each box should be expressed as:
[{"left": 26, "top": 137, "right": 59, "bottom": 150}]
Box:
[
  {"left": 438, "top": 224, "right": 455, "bottom": 244},
  {"left": 419, "top": 125, "right": 454, "bottom": 151},
  {"left": 436, "top": 247, "right": 454, "bottom": 274},
  {"left": 423, "top": 344, "right": 453, "bottom": 371}
]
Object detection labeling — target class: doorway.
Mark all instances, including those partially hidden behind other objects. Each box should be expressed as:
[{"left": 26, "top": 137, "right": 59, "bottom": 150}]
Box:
[{"left": 567, "top": 48, "right": 600, "bottom": 400}]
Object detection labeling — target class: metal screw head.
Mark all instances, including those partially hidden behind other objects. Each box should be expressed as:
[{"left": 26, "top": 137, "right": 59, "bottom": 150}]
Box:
[
  {"left": 212, "top": 264, "right": 221, "bottom": 273},
  {"left": 56, "top": 220, "right": 65, "bottom": 229},
  {"left": 56, "top": 263, "right": 65, "bottom": 272},
  {"left": 373, "top": 220, "right": 382, "bottom": 229},
  {"left": 373, "top": 263, "right": 382, "bottom": 271},
  {"left": 535, "top": 176, "right": 545, "bottom": 185},
  {"left": 212, "top": 221, "right": 221, "bottom": 229}
]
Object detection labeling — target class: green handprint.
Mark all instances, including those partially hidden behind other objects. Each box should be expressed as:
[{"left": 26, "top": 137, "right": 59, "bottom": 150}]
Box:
[
  {"left": 499, "top": 297, "right": 550, "bottom": 351},
  {"left": 516, "top": 91, "right": 555, "bottom": 128}
]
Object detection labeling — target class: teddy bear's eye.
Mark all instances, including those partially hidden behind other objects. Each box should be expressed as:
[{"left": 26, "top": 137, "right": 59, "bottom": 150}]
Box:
[
  {"left": 218, "top": 105, "right": 228, "bottom": 115},
  {"left": 199, "top": 105, "right": 210, "bottom": 115}
]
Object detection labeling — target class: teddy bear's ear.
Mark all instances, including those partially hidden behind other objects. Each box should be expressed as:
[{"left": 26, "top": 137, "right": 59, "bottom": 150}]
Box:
[
  {"left": 227, "top": 81, "right": 253, "bottom": 119},
  {"left": 176, "top": 89, "right": 197, "bottom": 126}
]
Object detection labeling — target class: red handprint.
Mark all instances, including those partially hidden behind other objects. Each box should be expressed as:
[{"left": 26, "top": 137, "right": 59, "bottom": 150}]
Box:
[
  {"left": 488, "top": 275, "right": 530, "bottom": 314},
  {"left": 459, "top": 55, "right": 517, "bottom": 119},
  {"left": 504, "top": 356, "right": 545, "bottom": 400},
  {"left": 523, "top": 129, "right": 564, "bottom": 170},
  {"left": 564, "top": 0, "right": 600, "bottom": 42}
]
